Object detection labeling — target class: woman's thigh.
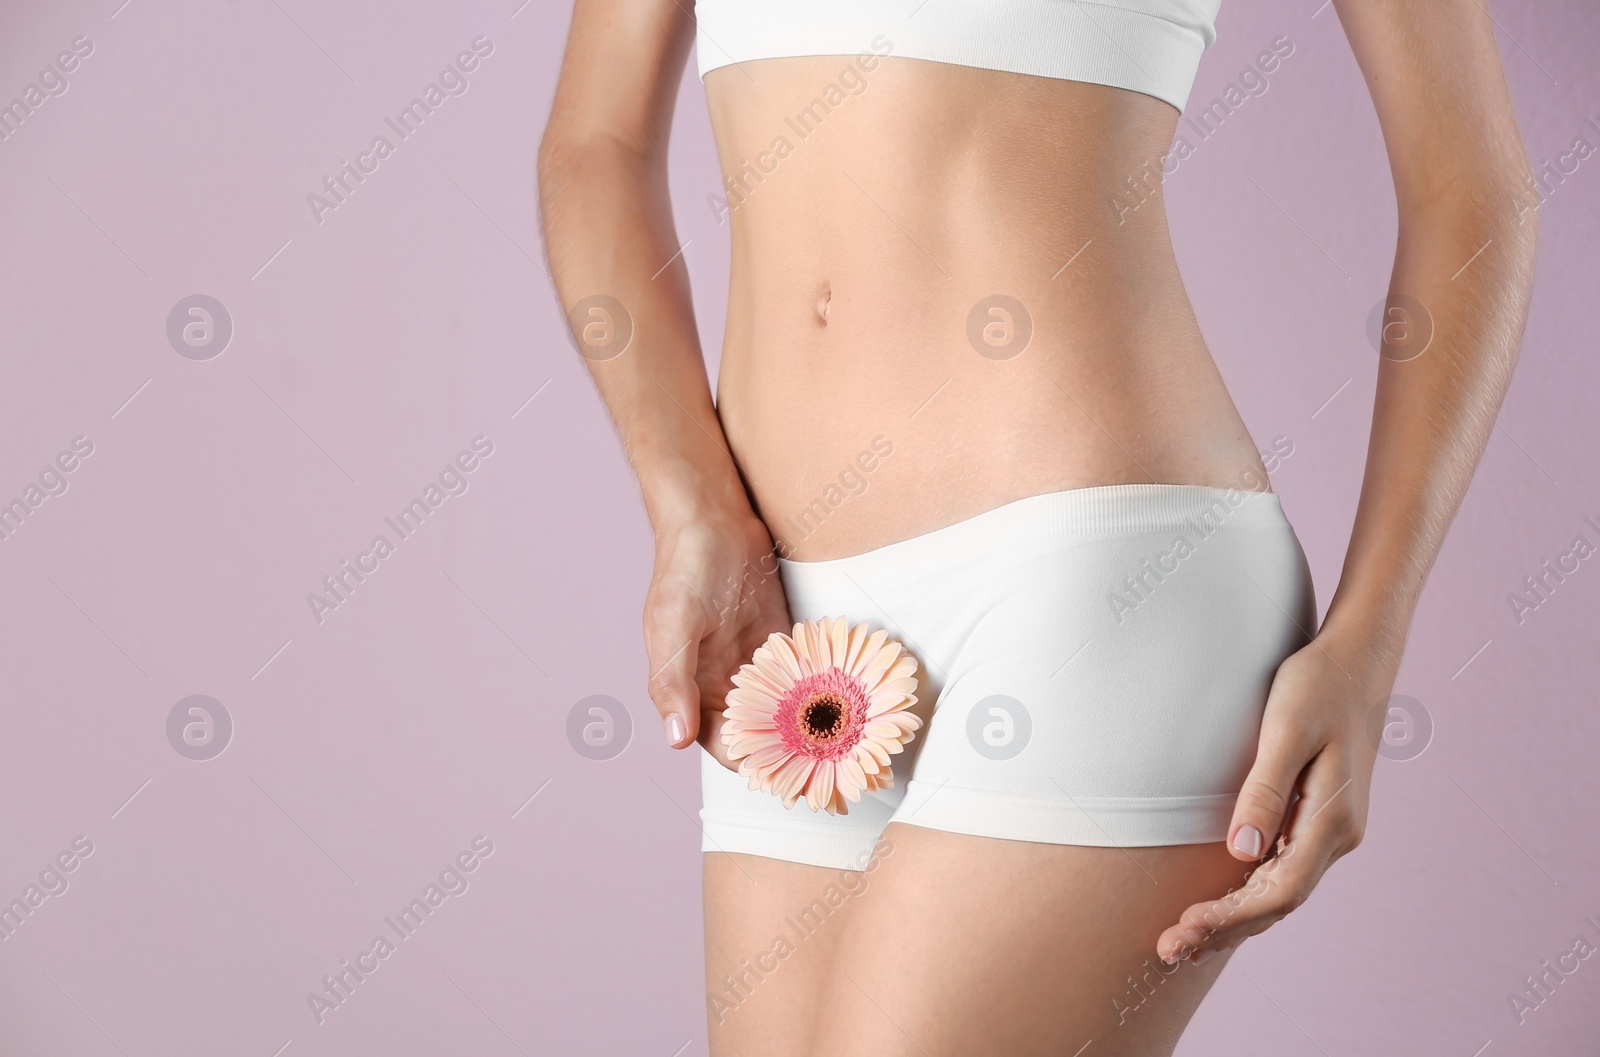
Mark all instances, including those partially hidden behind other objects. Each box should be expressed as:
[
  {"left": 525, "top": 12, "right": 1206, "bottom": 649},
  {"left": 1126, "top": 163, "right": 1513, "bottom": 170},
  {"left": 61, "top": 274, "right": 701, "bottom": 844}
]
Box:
[
  {"left": 806, "top": 822, "right": 1247, "bottom": 1057},
  {"left": 705, "top": 850, "right": 884, "bottom": 1057}
]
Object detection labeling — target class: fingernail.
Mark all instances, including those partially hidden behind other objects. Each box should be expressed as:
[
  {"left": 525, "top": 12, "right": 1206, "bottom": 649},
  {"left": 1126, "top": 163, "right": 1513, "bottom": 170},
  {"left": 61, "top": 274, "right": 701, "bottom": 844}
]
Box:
[
  {"left": 1232, "top": 825, "right": 1263, "bottom": 858},
  {"left": 664, "top": 712, "right": 686, "bottom": 745},
  {"left": 1192, "top": 948, "right": 1216, "bottom": 966}
]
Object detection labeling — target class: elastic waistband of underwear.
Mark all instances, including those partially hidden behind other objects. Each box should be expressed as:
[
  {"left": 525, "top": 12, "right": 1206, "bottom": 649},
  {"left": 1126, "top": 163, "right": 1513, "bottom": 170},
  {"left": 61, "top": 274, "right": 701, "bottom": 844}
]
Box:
[{"left": 778, "top": 483, "right": 1290, "bottom": 577}]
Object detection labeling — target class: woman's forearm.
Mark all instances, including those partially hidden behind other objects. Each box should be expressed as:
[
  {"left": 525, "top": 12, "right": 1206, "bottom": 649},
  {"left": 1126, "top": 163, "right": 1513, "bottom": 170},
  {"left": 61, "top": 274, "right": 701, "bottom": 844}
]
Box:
[
  {"left": 536, "top": 6, "right": 792, "bottom": 755},
  {"left": 1321, "top": 185, "right": 1537, "bottom": 661},
  {"left": 538, "top": 137, "right": 754, "bottom": 532}
]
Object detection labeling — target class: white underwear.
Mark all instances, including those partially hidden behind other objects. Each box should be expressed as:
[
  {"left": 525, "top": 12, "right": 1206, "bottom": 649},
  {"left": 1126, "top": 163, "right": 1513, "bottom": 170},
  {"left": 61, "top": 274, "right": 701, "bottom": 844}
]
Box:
[{"left": 699, "top": 483, "right": 1316, "bottom": 870}]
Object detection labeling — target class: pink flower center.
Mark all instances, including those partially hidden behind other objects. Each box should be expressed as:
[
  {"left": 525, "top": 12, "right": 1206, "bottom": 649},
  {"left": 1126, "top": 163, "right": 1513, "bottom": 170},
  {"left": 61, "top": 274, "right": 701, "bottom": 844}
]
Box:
[{"left": 777, "top": 667, "right": 870, "bottom": 761}]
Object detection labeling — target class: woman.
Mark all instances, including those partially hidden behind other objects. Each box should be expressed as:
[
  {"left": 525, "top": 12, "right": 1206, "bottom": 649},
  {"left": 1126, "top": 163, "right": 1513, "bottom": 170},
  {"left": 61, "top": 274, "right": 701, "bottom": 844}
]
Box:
[{"left": 538, "top": 1, "right": 1536, "bottom": 1054}]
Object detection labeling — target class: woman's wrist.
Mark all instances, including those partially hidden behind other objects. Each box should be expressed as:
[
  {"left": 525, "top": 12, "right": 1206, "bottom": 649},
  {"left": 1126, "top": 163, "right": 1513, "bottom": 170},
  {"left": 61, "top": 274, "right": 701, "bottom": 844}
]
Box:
[
  {"left": 645, "top": 480, "right": 781, "bottom": 633},
  {"left": 639, "top": 453, "right": 758, "bottom": 535},
  {"left": 1310, "top": 592, "right": 1411, "bottom": 692}
]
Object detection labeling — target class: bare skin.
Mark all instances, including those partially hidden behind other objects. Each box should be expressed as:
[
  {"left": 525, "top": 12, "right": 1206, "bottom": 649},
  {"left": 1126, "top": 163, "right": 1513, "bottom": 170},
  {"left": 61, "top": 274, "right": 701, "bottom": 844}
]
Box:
[
  {"left": 705, "top": 832, "right": 1251, "bottom": 1057},
  {"left": 538, "top": 1, "right": 1537, "bottom": 1054},
  {"left": 705, "top": 55, "right": 1264, "bottom": 561}
]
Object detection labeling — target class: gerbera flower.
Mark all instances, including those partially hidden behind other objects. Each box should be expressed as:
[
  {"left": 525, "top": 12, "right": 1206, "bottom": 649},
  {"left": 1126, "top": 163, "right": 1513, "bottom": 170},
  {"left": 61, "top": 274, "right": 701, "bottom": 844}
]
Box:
[{"left": 721, "top": 616, "right": 921, "bottom": 814}]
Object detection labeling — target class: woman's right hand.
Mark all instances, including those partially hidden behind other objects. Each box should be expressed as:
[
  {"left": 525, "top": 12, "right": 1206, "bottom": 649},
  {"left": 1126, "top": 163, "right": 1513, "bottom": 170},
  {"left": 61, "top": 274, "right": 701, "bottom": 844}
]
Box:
[{"left": 644, "top": 511, "right": 793, "bottom": 771}]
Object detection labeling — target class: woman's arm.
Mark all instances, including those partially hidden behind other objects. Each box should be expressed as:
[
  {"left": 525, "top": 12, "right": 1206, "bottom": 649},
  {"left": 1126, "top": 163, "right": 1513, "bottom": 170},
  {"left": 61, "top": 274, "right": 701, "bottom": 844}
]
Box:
[
  {"left": 539, "top": 0, "right": 791, "bottom": 761},
  {"left": 1160, "top": 0, "right": 1538, "bottom": 962}
]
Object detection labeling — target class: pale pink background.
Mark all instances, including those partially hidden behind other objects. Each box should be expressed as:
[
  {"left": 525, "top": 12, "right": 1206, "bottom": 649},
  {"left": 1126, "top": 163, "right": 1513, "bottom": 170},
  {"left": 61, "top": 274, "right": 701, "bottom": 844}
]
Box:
[{"left": 0, "top": 1, "right": 1596, "bottom": 1054}]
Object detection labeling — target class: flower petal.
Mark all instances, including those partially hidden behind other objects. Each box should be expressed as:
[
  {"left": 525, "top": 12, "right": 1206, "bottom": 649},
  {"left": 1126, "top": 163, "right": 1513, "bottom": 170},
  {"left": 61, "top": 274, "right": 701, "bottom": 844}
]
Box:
[
  {"left": 846, "top": 629, "right": 889, "bottom": 680},
  {"left": 770, "top": 632, "right": 805, "bottom": 682},
  {"left": 827, "top": 617, "right": 849, "bottom": 673},
  {"left": 728, "top": 672, "right": 784, "bottom": 702},
  {"left": 724, "top": 691, "right": 779, "bottom": 714},
  {"left": 837, "top": 753, "right": 867, "bottom": 793},
  {"left": 867, "top": 681, "right": 919, "bottom": 715},
  {"left": 860, "top": 736, "right": 891, "bottom": 763},
  {"left": 842, "top": 622, "right": 870, "bottom": 676},
  {"left": 772, "top": 754, "right": 812, "bottom": 800},
  {"left": 809, "top": 621, "right": 831, "bottom": 674},
  {"left": 726, "top": 733, "right": 783, "bottom": 760},
  {"left": 886, "top": 654, "right": 919, "bottom": 683},
  {"left": 806, "top": 760, "right": 835, "bottom": 811},
  {"left": 858, "top": 638, "right": 900, "bottom": 687},
  {"left": 743, "top": 743, "right": 792, "bottom": 770},
  {"left": 865, "top": 718, "right": 909, "bottom": 740}
]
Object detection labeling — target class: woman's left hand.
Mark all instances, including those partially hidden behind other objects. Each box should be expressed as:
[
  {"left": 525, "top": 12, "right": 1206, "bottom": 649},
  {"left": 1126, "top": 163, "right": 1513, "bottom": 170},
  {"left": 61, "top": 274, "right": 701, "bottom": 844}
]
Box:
[{"left": 1156, "top": 625, "right": 1399, "bottom": 964}]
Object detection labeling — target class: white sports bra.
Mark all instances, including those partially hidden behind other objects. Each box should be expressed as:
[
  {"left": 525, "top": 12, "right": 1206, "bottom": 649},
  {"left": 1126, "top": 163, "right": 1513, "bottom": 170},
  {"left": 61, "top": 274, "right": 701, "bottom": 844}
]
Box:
[{"left": 693, "top": 0, "right": 1222, "bottom": 112}]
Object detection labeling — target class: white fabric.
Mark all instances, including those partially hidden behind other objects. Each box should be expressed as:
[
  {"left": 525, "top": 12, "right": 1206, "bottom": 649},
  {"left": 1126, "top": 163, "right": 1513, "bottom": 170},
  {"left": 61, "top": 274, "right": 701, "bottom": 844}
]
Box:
[
  {"left": 693, "top": 0, "right": 1223, "bottom": 111},
  {"left": 700, "top": 483, "right": 1315, "bottom": 869}
]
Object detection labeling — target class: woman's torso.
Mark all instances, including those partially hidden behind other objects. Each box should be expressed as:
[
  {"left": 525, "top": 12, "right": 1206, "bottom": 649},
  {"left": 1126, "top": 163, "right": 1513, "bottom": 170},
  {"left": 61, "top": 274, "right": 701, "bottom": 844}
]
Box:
[{"left": 704, "top": 53, "right": 1267, "bottom": 561}]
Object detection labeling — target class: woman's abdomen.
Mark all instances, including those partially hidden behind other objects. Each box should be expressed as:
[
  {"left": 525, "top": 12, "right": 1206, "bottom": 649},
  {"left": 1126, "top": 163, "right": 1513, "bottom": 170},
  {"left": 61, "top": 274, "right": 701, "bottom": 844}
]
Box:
[{"left": 705, "top": 57, "right": 1267, "bottom": 560}]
